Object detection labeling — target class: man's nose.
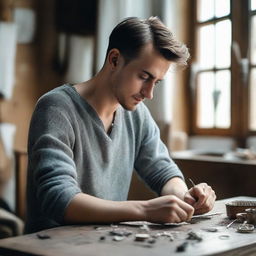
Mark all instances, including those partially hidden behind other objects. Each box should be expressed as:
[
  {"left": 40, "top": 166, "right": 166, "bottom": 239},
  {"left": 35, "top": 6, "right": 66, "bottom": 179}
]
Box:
[{"left": 141, "top": 83, "right": 154, "bottom": 100}]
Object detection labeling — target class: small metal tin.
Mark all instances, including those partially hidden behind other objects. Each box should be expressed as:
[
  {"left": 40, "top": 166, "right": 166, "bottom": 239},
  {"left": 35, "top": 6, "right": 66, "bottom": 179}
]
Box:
[{"left": 226, "top": 200, "right": 256, "bottom": 219}]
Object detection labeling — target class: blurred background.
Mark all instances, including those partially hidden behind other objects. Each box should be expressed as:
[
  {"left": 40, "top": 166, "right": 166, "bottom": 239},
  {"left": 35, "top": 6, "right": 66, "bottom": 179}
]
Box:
[{"left": 0, "top": 0, "right": 256, "bottom": 229}]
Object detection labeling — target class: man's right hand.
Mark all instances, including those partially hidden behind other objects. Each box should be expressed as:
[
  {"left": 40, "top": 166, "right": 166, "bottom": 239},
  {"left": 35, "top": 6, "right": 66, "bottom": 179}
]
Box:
[
  {"left": 64, "top": 193, "right": 194, "bottom": 225},
  {"left": 143, "top": 195, "right": 194, "bottom": 223}
]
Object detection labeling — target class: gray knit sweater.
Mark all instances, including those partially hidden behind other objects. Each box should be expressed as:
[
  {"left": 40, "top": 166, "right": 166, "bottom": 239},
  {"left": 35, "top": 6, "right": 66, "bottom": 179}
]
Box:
[{"left": 25, "top": 84, "right": 183, "bottom": 233}]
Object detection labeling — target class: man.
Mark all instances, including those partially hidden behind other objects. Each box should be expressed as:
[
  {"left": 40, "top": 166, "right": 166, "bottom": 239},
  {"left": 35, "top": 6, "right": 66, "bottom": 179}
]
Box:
[{"left": 25, "top": 17, "right": 216, "bottom": 233}]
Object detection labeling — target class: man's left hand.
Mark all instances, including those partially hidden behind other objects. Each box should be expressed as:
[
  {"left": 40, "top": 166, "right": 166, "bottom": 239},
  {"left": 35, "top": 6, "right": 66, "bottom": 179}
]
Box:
[{"left": 183, "top": 183, "right": 216, "bottom": 215}]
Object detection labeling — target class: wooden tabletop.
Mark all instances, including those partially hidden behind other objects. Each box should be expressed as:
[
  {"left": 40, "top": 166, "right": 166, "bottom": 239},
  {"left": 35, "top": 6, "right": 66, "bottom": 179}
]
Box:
[{"left": 0, "top": 196, "right": 256, "bottom": 256}]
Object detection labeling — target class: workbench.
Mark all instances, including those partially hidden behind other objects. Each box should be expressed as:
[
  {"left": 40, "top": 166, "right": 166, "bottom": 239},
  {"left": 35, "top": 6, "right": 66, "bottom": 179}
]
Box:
[{"left": 0, "top": 196, "right": 255, "bottom": 256}]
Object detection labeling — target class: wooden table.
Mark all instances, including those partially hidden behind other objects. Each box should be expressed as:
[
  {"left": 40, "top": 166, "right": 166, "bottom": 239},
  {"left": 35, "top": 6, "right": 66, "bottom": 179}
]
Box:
[{"left": 0, "top": 197, "right": 256, "bottom": 256}]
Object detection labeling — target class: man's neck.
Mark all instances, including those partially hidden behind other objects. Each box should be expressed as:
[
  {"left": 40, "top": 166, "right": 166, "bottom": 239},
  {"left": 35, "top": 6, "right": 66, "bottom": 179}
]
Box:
[{"left": 74, "top": 71, "right": 119, "bottom": 131}]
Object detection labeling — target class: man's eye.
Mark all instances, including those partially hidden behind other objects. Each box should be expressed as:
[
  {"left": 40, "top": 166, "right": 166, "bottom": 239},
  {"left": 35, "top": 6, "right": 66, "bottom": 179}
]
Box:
[
  {"left": 155, "top": 80, "right": 161, "bottom": 85},
  {"left": 140, "top": 76, "right": 149, "bottom": 81}
]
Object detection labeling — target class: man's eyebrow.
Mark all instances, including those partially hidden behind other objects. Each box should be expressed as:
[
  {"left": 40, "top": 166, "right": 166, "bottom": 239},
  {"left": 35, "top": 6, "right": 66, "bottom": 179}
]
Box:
[{"left": 142, "top": 70, "right": 163, "bottom": 81}]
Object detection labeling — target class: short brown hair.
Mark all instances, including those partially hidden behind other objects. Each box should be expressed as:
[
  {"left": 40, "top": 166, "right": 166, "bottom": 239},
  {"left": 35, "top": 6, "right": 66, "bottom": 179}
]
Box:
[{"left": 106, "top": 16, "right": 190, "bottom": 66}]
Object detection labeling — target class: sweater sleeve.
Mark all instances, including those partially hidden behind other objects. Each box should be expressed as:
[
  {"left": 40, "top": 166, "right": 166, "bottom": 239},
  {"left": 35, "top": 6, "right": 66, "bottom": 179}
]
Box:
[
  {"left": 28, "top": 97, "right": 81, "bottom": 223},
  {"left": 134, "top": 105, "right": 184, "bottom": 195}
]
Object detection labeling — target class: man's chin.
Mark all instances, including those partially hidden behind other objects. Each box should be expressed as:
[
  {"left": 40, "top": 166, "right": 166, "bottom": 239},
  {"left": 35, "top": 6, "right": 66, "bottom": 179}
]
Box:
[{"left": 121, "top": 103, "right": 139, "bottom": 111}]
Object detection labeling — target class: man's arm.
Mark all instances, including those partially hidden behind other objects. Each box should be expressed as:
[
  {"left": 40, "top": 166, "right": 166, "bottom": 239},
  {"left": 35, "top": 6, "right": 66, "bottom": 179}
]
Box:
[
  {"left": 64, "top": 192, "right": 194, "bottom": 224},
  {"left": 64, "top": 193, "right": 144, "bottom": 223},
  {"left": 161, "top": 177, "right": 216, "bottom": 215},
  {"left": 161, "top": 177, "right": 190, "bottom": 199}
]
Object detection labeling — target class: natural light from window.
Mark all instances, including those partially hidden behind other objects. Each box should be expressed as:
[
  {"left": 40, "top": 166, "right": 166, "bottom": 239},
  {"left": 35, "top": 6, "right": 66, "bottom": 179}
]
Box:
[
  {"left": 198, "top": 21, "right": 231, "bottom": 69},
  {"left": 252, "top": 0, "right": 256, "bottom": 10},
  {"left": 215, "top": 0, "right": 230, "bottom": 18},
  {"left": 197, "top": 0, "right": 230, "bottom": 21},
  {"left": 198, "top": 20, "right": 231, "bottom": 69},
  {"left": 215, "top": 20, "right": 231, "bottom": 68},
  {"left": 198, "top": 25, "right": 214, "bottom": 68},
  {"left": 197, "top": 0, "right": 214, "bottom": 21},
  {"left": 215, "top": 70, "right": 230, "bottom": 128},
  {"left": 196, "top": 0, "right": 231, "bottom": 129},
  {"left": 197, "top": 72, "right": 214, "bottom": 128},
  {"left": 197, "top": 71, "right": 230, "bottom": 129}
]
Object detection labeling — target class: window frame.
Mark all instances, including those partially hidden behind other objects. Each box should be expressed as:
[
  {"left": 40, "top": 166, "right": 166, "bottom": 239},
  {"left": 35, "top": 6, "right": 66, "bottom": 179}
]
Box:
[{"left": 188, "top": 0, "right": 253, "bottom": 146}]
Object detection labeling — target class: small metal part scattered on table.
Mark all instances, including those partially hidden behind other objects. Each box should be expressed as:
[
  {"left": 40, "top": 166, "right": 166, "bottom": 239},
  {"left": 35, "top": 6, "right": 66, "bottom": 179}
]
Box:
[
  {"left": 176, "top": 241, "right": 188, "bottom": 252},
  {"left": 202, "top": 227, "right": 218, "bottom": 232},
  {"left": 135, "top": 233, "right": 150, "bottom": 241},
  {"left": 113, "top": 236, "right": 125, "bottom": 241},
  {"left": 109, "top": 229, "right": 133, "bottom": 237},
  {"left": 219, "top": 235, "right": 230, "bottom": 240},
  {"left": 187, "top": 231, "right": 202, "bottom": 241},
  {"left": 147, "top": 238, "right": 156, "bottom": 244},
  {"left": 36, "top": 233, "right": 51, "bottom": 239},
  {"left": 226, "top": 218, "right": 238, "bottom": 228},
  {"left": 191, "top": 212, "right": 222, "bottom": 219},
  {"left": 237, "top": 223, "right": 255, "bottom": 233},
  {"left": 140, "top": 224, "right": 150, "bottom": 232},
  {"left": 152, "top": 231, "right": 175, "bottom": 241}
]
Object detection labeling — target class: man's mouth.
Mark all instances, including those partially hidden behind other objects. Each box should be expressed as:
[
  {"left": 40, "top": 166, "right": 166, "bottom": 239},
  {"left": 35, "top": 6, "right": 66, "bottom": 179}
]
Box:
[{"left": 133, "top": 95, "right": 144, "bottom": 102}]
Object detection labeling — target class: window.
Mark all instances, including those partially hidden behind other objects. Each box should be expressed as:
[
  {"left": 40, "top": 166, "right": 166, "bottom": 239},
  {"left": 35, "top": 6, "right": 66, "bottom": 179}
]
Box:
[
  {"left": 190, "top": 0, "right": 256, "bottom": 144},
  {"left": 194, "top": 0, "right": 231, "bottom": 132}
]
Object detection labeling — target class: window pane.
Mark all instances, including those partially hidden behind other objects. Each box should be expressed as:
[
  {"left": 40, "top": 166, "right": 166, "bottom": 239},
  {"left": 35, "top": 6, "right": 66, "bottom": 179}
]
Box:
[
  {"left": 197, "top": 0, "right": 214, "bottom": 22},
  {"left": 197, "top": 72, "right": 215, "bottom": 128},
  {"left": 249, "top": 69, "right": 256, "bottom": 130},
  {"left": 251, "top": 0, "right": 256, "bottom": 10},
  {"left": 215, "top": 0, "right": 230, "bottom": 17},
  {"left": 251, "top": 15, "right": 256, "bottom": 65},
  {"left": 198, "top": 25, "right": 215, "bottom": 69},
  {"left": 215, "top": 20, "right": 231, "bottom": 68},
  {"left": 215, "top": 70, "right": 231, "bottom": 128}
]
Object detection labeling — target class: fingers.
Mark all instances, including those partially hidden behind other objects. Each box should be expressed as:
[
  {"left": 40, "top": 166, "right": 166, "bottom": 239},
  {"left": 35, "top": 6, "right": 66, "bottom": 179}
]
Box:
[
  {"left": 165, "top": 201, "right": 194, "bottom": 223},
  {"left": 184, "top": 191, "right": 196, "bottom": 206},
  {"left": 173, "top": 197, "right": 194, "bottom": 221},
  {"left": 145, "top": 182, "right": 216, "bottom": 224},
  {"left": 145, "top": 195, "right": 194, "bottom": 223},
  {"left": 188, "top": 183, "right": 216, "bottom": 214},
  {"left": 194, "top": 184, "right": 208, "bottom": 207},
  {"left": 194, "top": 189, "right": 216, "bottom": 214}
]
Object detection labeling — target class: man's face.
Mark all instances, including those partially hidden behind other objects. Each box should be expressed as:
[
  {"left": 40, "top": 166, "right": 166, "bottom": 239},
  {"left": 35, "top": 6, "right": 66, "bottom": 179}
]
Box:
[{"left": 110, "top": 43, "right": 172, "bottom": 111}]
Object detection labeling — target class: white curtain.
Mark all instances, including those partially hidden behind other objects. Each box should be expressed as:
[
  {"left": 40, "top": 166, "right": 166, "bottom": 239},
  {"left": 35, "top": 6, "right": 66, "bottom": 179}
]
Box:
[
  {"left": 96, "top": 0, "right": 152, "bottom": 71},
  {"left": 65, "top": 35, "right": 94, "bottom": 83},
  {"left": 146, "top": 0, "right": 185, "bottom": 124},
  {"left": 0, "top": 22, "right": 17, "bottom": 99}
]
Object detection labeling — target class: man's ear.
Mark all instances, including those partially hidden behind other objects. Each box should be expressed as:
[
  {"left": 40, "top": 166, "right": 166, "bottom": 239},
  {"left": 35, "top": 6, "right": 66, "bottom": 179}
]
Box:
[
  {"left": 112, "top": 57, "right": 118, "bottom": 66},
  {"left": 108, "top": 49, "right": 120, "bottom": 69}
]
